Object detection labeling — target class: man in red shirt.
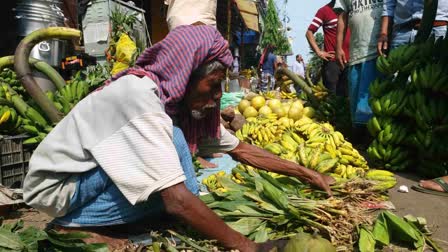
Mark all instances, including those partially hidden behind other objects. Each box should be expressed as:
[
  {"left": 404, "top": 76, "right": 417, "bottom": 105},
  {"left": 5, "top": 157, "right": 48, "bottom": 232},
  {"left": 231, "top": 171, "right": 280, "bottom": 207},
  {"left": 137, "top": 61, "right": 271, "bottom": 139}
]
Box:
[{"left": 306, "top": 0, "right": 350, "bottom": 96}]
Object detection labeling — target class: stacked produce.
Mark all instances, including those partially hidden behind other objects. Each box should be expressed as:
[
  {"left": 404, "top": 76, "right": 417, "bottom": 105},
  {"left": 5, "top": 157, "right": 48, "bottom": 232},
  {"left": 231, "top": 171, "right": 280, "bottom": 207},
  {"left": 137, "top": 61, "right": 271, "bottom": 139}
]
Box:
[
  {"left": 367, "top": 35, "right": 448, "bottom": 176},
  {"left": 234, "top": 95, "right": 368, "bottom": 178},
  {"left": 276, "top": 67, "right": 351, "bottom": 134},
  {"left": 201, "top": 165, "right": 395, "bottom": 250},
  {"left": 0, "top": 64, "right": 106, "bottom": 144}
]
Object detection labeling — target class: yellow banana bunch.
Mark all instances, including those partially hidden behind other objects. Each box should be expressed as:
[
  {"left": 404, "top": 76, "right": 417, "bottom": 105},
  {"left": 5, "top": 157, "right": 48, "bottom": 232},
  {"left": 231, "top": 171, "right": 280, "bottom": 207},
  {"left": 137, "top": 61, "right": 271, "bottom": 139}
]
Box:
[{"left": 281, "top": 91, "right": 297, "bottom": 99}]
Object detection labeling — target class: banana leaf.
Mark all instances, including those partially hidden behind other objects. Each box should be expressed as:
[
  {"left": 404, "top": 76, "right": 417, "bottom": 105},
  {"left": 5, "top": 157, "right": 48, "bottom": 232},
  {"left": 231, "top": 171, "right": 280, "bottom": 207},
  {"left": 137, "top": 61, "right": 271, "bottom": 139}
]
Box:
[
  {"left": 18, "top": 226, "right": 48, "bottom": 252},
  {"left": 372, "top": 213, "right": 389, "bottom": 246},
  {"left": 383, "top": 211, "right": 421, "bottom": 243},
  {"left": 207, "top": 200, "right": 257, "bottom": 212},
  {"left": 0, "top": 228, "right": 25, "bottom": 250},
  {"left": 251, "top": 222, "right": 269, "bottom": 243},
  {"left": 216, "top": 176, "right": 246, "bottom": 191},
  {"left": 227, "top": 218, "right": 264, "bottom": 235},
  {"left": 358, "top": 226, "right": 376, "bottom": 252}
]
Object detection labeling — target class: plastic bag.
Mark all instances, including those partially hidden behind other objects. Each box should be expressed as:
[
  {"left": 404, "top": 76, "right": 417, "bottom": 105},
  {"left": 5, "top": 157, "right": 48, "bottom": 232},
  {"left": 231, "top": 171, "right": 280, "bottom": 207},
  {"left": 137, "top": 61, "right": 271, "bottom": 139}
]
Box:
[
  {"left": 111, "top": 34, "right": 137, "bottom": 75},
  {"left": 220, "top": 91, "right": 244, "bottom": 110}
]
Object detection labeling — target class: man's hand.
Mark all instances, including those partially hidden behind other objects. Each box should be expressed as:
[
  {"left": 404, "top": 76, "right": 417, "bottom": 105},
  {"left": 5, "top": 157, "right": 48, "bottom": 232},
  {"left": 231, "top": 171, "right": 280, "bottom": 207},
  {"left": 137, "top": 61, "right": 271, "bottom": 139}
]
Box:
[
  {"left": 161, "top": 183, "right": 257, "bottom": 251},
  {"left": 303, "top": 170, "right": 334, "bottom": 196},
  {"left": 229, "top": 142, "right": 334, "bottom": 197},
  {"left": 377, "top": 33, "right": 388, "bottom": 56},
  {"left": 336, "top": 48, "right": 347, "bottom": 69},
  {"left": 318, "top": 50, "right": 335, "bottom": 61}
]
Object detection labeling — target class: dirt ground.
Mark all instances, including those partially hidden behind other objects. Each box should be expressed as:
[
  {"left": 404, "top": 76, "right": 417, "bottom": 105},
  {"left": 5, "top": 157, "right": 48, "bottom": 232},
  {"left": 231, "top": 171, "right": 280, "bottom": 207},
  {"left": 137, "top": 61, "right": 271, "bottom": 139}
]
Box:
[
  {"left": 388, "top": 172, "right": 448, "bottom": 251},
  {"left": 2, "top": 172, "right": 447, "bottom": 251}
]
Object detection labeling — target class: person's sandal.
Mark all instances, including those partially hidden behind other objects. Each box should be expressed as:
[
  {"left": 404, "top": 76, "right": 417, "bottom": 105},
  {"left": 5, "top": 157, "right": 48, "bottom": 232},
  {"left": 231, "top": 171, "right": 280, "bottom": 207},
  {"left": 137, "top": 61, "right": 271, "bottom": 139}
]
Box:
[{"left": 411, "top": 177, "right": 448, "bottom": 197}]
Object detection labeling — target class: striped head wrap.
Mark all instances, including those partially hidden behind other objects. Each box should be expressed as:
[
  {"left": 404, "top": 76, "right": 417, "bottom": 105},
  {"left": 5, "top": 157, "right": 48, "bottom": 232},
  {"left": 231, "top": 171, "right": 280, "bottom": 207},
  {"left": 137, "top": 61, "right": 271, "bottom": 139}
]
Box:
[{"left": 105, "top": 25, "right": 233, "bottom": 152}]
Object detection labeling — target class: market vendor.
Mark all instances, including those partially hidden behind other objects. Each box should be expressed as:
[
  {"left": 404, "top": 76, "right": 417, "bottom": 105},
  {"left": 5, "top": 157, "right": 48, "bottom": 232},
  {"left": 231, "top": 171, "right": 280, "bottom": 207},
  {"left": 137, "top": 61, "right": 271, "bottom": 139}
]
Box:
[{"left": 23, "top": 25, "right": 333, "bottom": 251}]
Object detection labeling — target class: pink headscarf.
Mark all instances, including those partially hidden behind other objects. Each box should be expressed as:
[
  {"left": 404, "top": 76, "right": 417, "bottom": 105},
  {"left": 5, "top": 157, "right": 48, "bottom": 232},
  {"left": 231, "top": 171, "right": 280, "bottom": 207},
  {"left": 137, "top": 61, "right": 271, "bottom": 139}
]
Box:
[{"left": 106, "top": 25, "right": 233, "bottom": 152}]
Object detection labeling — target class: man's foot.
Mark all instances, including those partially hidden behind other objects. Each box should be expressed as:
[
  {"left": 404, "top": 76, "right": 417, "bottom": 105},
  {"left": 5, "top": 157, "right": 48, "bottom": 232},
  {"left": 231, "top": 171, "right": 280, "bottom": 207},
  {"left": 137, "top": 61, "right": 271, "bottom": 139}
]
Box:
[
  {"left": 197, "top": 157, "right": 217, "bottom": 168},
  {"left": 419, "top": 176, "right": 448, "bottom": 192},
  {"left": 197, "top": 154, "right": 223, "bottom": 168}
]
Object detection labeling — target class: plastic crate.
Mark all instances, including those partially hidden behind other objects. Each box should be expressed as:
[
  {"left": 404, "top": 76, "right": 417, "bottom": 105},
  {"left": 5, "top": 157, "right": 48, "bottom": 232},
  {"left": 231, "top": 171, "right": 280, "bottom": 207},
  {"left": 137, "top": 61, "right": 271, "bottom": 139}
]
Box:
[
  {"left": 82, "top": 0, "right": 149, "bottom": 61},
  {"left": 0, "top": 135, "right": 33, "bottom": 188}
]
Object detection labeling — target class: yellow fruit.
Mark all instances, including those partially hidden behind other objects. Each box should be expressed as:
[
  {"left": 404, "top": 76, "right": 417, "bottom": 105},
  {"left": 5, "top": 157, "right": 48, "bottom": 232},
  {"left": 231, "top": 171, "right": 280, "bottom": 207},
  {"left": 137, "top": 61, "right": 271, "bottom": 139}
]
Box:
[
  {"left": 243, "top": 106, "right": 258, "bottom": 118},
  {"left": 267, "top": 99, "right": 282, "bottom": 110},
  {"left": 288, "top": 106, "right": 303, "bottom": 121},
  {"left": 238, "top": 99, "right": 251, "bottom": 113},
  {"left": 251, "top": 96, "right": 266, "bottom": 110},
  {"left": 273, "top": 107, "right": 287, "bottom": 117},
  {"left": 302, "top": 107, "right": 315, "bottom": 118},
  {"left": 258, "top": 105, "right": 272, "bottom": 116},
  {"left": 291, "top": 100, "right": 304, "bottom": 110},
  {"left": 278, "top": 117, "right": 291, "bottom": 127}
]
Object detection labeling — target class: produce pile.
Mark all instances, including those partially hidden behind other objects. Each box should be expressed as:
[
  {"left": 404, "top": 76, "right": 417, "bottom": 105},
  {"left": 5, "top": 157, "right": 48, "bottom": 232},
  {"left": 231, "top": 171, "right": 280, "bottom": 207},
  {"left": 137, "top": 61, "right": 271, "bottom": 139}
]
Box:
[
  {"left": 201, "top": 165, "right": 397, "bottom": 250},
  {"left": 275, "top": 67, "right": 351, "bottom": 134},
  {"left": 234, "top": 95, "right": 368, "bottom": 179},
  {"left": 0, "top": 220, "right": 107, "bottom": 251},
  {"left": 367, "top": 35, "right": 448, "bottom": 177},
  {"left": 0, "top": 64, "right": 108, "bottom": 144}
]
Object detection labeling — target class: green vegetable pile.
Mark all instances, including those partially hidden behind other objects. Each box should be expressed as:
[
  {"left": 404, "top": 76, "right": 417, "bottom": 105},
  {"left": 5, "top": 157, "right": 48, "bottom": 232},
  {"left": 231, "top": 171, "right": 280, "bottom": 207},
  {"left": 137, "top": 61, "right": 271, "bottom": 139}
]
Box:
[{"left": 0, "top": 219, "right": 107, "bottom": 252}]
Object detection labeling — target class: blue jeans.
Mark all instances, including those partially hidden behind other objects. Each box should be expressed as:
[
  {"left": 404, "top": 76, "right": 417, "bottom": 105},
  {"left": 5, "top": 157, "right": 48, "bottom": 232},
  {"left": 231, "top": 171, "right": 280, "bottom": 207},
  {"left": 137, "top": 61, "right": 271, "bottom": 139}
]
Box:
[
  {"left": 53, "top": 126, "right": 198, "bottom": 227},
  {"left": 348, "top": 59, "right": 379, "bottom": 125},
  {"left": 391, "top": 26, "right": 447, "bottom": 49}
]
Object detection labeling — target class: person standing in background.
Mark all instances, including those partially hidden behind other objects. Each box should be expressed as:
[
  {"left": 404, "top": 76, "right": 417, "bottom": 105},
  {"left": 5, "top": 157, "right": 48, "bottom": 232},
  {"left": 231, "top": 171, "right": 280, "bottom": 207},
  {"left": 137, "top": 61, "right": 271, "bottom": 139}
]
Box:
[
  {"left": 258, "top": 45, "right": 277, "bottom": 91},
  {"left": 334, "top": 0, "right": 383, "bottom": 127},
  {"left": 164, "top": 0, "right": 217, "bottom": 30},
  {"left": 306, "top": 0, "right": 350, "bottom": 97},
  {"left": 377, "top": 0, "right": 448, "bottom": 55},
  {"left": 291, "top": 54, "right": 306, "bottom": 78},
  {"left": 290, "top": 54, "right": 306, "bottom": 93},
  {"left": 376, "top": 1, "right": 448, "bottom": 198}
]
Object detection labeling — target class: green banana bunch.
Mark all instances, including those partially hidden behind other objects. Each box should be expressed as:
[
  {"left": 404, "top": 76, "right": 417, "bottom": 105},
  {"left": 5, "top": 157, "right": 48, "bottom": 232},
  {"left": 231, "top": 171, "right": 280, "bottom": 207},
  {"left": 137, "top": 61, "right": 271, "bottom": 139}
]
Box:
[
  {"left": 367, "top": 140, "right": 411, "bottom": 171},
  {"left": 0, "top": 105, "right": 22, "bottom": 133}
]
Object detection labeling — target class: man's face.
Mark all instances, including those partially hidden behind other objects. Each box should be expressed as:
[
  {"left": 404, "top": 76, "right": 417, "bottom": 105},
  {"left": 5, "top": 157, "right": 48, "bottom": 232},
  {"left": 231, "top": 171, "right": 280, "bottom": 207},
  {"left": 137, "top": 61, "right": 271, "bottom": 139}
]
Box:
[
  {"left": 184, "top": 70, "right": 226, "bottom": 120},
  {"left": 296, "top": 55, "right": 302, "bottom": 62}
]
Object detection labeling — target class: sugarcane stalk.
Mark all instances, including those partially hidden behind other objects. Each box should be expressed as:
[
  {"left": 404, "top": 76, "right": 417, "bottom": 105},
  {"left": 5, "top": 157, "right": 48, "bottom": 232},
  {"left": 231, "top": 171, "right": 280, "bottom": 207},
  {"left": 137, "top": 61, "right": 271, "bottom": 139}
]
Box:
[
  {"left": 277, "top": 66, "right": 313, "bottom": 96},
  {"left": 0, "top": 56, "right": 66, "bottom": 91},
  {"left": 14, "top": 27, "right": 80, "bottom": 123}
]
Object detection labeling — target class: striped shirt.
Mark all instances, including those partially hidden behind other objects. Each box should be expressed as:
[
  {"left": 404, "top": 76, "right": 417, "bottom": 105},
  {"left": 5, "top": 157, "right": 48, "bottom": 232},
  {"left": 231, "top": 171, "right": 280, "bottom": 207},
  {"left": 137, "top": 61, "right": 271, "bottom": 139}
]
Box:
[{"left": 308, "top": 4, "right": 350, "bottom": 62}]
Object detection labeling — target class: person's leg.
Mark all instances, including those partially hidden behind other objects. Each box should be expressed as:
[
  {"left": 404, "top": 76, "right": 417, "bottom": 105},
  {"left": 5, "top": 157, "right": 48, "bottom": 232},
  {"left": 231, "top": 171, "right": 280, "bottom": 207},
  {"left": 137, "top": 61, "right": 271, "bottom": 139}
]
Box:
[
  {"left": 418, "top": 176, "right": 448, "bottom": 192},
  {"left": 322, "top": 61, "right": 339, "bottom": 94},
  {"left": 432, "top": 26, "right": 447, "bottom": 40},
  {"left": 337, "top": 67, "right": 349, "bottom": 97},
  {"left": 391, "top": 28, "right": 413, "bottom": 49},
  {"left": 54, "top": 126, "right": 199, "bottom": 227}
]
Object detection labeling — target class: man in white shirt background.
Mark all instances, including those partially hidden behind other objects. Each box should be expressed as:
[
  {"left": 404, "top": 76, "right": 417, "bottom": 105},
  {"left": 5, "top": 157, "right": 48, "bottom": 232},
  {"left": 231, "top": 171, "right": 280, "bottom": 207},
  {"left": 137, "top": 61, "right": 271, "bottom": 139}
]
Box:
[
  {"left": 291, "top": 54, "right": 306, "bottom": 78},
  {"left": 290, "top": 54, "right": 306, "bottom": 92}
]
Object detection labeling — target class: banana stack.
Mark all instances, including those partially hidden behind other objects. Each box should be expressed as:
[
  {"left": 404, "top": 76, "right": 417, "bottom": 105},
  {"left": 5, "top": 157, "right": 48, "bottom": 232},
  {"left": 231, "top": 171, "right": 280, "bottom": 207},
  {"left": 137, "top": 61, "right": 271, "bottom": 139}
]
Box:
[
  {"left": 236, "top": 113, "right": 369, "bottom": 178},
  {"left": 46, "top": 79, "right": 90, "bottom": 115},
  {"left": 0, "top": 67, "right": 99, "bottom": 146},
  {"left": 367, "top": 35, "right": 448, "bottom": 176},
  {"left": 365, "top": 169, "right": 397, "bottom": 191}
]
